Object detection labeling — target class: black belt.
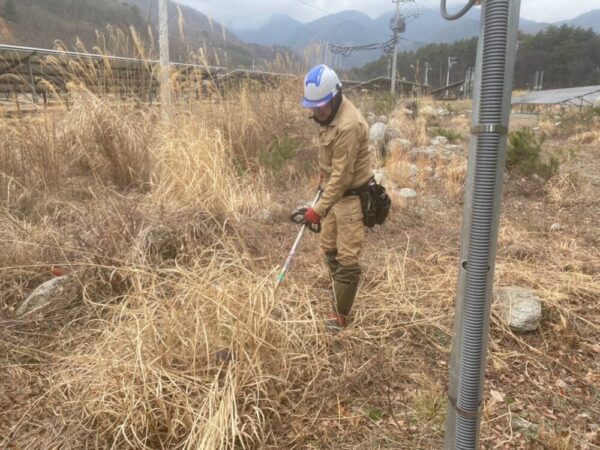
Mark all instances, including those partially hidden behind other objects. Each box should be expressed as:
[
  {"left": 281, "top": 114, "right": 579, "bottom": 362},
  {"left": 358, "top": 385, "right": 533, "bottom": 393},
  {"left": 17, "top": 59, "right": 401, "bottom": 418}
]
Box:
[{"left": 343, "top": 176, "right": 375, "bottom": 197}]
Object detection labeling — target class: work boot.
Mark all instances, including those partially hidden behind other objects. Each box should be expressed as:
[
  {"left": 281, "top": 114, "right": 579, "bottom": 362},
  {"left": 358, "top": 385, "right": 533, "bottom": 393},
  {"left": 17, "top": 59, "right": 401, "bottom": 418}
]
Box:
[
  {"left": 330, "top": 264, "right": 361, "bottom": 327},
  {"left": 323, "top": 311, "right": 348, "bottom": 333}
]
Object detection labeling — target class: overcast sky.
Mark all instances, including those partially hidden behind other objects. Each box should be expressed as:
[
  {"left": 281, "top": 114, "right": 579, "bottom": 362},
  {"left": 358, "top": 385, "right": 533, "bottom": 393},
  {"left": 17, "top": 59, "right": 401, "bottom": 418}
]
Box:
[{"left": 179, "top": 0, "right": 600, "bottom": 29}]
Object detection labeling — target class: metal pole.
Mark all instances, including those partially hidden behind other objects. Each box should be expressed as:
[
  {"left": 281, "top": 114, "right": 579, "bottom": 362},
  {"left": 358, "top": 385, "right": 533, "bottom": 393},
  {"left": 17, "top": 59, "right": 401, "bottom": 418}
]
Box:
[
  {"left": 391, "top": 0, "right": 400, "bottom": 94},
  {"left": 274, "top": 190, "right": 323, "bottom": 294},
  {"left": 445, "top": 0, "right": 521, "bottom": 447},
  {"left": 539, "top": 70, "right": 544, "bottom": 90},
  {"left": 424, "top": 61, "right": 429, "bottom": 85},
  {"left": 158, "top": 0, "right": 171, "bottom": 119}
]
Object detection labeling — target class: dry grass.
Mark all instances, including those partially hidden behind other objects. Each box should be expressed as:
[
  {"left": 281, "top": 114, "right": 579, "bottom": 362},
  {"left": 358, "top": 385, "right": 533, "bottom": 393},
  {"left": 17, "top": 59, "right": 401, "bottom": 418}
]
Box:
[{"left": 1, "top": 61, "right": 599, "bottom": 450}]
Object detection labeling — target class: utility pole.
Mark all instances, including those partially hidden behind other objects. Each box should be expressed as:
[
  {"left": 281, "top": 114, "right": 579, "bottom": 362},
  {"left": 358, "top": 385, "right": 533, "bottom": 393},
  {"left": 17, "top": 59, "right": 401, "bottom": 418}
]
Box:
[
  {"left": 387, "top": 58, "right": 392, "bottom": 78},
  {"left": 389, "top": 0, "right": 417, "bottom": 94},
  {"left": 158, "top": 0, "right": 171, "bottom": 119},
  {"left": 446, "top": 56, "right": 457, "bottom": 86},
  {"left": 446, "top": 56, "right": 457, "bottom": 98},
  {"left": 390, "top": 0, "right": 401, "bottom": 94},
  {"left": 424, "top": 61, "right": 431, "bottom": 85}
]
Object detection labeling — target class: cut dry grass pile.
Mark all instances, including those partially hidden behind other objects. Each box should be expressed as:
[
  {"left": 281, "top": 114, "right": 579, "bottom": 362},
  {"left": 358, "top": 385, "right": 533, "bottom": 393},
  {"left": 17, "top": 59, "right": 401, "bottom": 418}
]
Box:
[{"left": 1, "top": 84, "right": 599, "bottom": 449}]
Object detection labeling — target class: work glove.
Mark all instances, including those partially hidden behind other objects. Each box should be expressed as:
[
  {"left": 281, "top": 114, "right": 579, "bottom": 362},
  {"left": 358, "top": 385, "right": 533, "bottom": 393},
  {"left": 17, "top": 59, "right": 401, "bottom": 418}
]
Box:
[
  {"left": 304, "top": 207, "right": 321, "bottom": 225},
  {"left": 290, "top": 207, "right": 321, "bottom": 233}
]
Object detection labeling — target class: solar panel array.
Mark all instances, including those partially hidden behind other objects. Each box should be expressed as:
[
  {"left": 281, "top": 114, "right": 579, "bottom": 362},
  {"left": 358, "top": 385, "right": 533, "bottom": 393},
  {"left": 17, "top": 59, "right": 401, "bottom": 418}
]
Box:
[{"left": 512, "top": 85, "right": 600, "bottom": 106}]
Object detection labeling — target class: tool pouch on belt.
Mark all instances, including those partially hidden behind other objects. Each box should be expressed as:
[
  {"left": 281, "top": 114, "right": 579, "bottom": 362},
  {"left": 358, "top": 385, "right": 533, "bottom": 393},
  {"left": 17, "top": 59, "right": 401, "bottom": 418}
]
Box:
[{"left": 345, "top": 177, "right": 391, "bottom": 228}]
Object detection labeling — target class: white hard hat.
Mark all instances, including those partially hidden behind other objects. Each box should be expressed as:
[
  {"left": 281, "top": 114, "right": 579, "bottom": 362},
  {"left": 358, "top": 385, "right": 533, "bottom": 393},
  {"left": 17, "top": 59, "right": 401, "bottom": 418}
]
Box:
[{"left": 302, "top": 64, "right": 342, "bottom": 108}]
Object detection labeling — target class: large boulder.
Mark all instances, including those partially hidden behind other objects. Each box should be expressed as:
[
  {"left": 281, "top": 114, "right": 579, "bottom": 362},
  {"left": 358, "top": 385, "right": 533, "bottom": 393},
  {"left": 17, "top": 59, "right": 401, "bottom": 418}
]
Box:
[
  {"left": 365, "top": 112, "right": 377, "bottom": 125},
  {"left": 17, "top": 276, "right": 75, "bottom": 317},
  {"left": 378, "top": 115, "right": 389, "bottom": 124},
  {"left": 431, "top": 136, "right": 449, "bottom": 146},
  {"left": 369, "top": 122, "right": 387, "bottom": 143},
  {"left": 494, "top": 286, "right": 543, "bottom": 332}
]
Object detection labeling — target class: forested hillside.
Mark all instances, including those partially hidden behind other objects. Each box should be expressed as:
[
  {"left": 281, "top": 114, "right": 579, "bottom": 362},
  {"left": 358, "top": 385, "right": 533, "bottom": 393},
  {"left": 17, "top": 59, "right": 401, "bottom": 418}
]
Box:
[
  {"left": 349, "top": 25, "right": 600, "bottom": 90},
  {"left": 0, "top": 0, "right": 281, "bottom": 67}
]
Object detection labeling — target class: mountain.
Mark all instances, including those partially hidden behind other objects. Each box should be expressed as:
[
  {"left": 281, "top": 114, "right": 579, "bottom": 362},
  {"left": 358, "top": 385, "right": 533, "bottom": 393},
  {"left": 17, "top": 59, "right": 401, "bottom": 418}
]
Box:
[
  {"left": 0, "top": 0, "right": 280, "bottom": 68},
  {"left": 557, "top": 9, "right": 600, "bottom": 32},
  {"left": 231, "top": 8, "right": 600, "bottom": 69},
  {"left": 234, "top": 14, "right": 302, "bottom": 46}
]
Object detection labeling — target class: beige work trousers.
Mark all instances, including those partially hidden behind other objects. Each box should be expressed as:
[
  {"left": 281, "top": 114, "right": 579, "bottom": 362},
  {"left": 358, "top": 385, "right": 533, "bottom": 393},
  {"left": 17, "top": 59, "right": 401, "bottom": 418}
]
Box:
[{"left": 319, "top": 196, "right": 364, "bottom": 267}]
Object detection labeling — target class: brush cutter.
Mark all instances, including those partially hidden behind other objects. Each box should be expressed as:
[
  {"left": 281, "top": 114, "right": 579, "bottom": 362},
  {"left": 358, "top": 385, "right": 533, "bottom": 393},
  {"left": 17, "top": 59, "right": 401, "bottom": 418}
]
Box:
[{"left": 274, "top": 189, "right": 323, "bottom": 293}]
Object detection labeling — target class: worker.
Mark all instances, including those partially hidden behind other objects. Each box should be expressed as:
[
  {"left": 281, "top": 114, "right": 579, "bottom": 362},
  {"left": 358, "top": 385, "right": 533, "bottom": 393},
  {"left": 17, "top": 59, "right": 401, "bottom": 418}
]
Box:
[{"left": 301, "top": 64, "right": 373, "bottom": 331}]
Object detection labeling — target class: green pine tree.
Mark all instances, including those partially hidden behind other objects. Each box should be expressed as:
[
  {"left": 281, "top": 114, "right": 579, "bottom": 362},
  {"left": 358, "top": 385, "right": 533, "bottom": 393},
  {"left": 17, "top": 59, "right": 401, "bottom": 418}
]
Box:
[{"left": 3, "top": 0, "right": 17, "bottom": 21}]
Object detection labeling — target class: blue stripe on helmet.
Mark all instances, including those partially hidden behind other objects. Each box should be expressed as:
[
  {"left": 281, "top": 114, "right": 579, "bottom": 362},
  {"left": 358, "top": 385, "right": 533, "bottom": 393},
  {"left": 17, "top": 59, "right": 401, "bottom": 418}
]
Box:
[{"left": 305, "top": 65, "right": 325, "bottom": 87}]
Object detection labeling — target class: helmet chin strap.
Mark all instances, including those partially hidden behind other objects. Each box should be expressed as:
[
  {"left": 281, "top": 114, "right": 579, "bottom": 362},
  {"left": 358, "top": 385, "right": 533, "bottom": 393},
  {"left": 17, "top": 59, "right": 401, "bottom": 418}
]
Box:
[{"left": 311, "top": 90, "right": 343, "bottom": 126}]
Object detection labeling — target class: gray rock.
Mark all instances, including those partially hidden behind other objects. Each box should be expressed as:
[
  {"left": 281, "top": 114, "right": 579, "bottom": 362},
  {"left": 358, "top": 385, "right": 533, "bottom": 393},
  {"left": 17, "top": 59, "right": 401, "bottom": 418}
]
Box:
[
  {"left": 495, "top": 286, "right": 542, "bottom": 332},
  {"left": 384, "top": 127, "right": 402, "bottom": 142},
  {"left": 369, "top": 122, "right": 387, "bottom": 143},
  {"left": 441, "top": 149, "right": 460, "bottom": 162},
  {"left": 378, "top": 115, "right": 388, "bottom": 124},
  {"left": 398, "top": 188, "right": 417, "bottom": 199},
  {"left": 365, "top": 112, "right": 376, "bottom": 125},
  {"left": 511, "top": 416, "right": 538, "bottom": 432},
  {"left": 550, "top": 223, "right": 562, "bottom": 231},
  {"left": 431, "top": 136, "right": 449, "bottom": 146},
  {"left": 436, "top": 107, "right": 450, "bottom": 116},
  {"left": 17, "top": 276, "right": 71, "bottom": 317},
  {"left": 408, "top": 146, "right": 438, "bottom": 161},
  {"left": 408, "top": 164, "right": 419, "bottom": 177}
]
